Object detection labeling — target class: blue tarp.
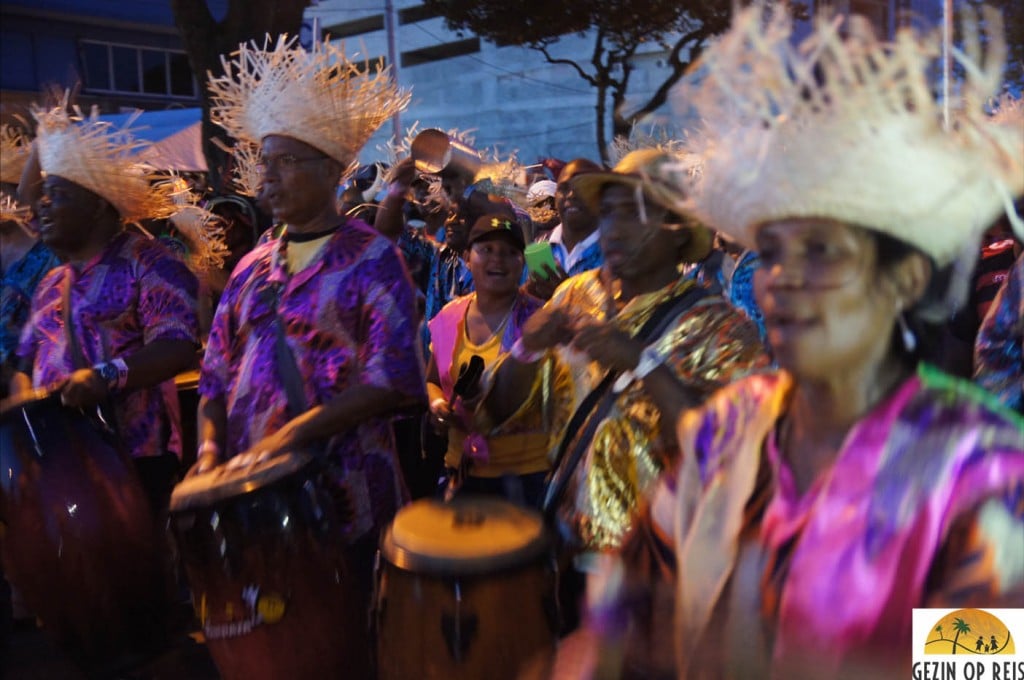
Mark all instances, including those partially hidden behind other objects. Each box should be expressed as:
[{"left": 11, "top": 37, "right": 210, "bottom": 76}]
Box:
[{"left": 98, "top": 108, "right": 206, "bottom": 172}]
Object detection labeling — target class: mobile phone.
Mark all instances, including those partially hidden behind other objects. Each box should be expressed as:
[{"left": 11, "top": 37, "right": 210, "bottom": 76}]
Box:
[{"left": 524, "top": 242, "right": 558, "bottom": 279}]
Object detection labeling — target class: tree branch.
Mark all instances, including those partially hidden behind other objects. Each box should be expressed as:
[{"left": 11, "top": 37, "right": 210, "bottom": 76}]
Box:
[
  {"left": 624, "top": 27, "right": 714, "bottom": 128},
  {"left": 537, "top": 45, "right": 598, "bottom": 87}
]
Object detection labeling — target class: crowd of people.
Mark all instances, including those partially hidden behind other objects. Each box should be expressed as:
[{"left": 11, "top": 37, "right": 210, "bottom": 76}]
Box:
[{"left": 0, "top": 4, "right": 1022, "bottom": 679}]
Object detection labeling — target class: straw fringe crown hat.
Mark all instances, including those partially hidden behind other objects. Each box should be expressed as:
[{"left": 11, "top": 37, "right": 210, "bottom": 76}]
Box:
[
  {"left": 662, "top": 3, "right": 1023, "bottom": 268},
  {"left": 0, "top": 194, "right": 32, "bottom": 229},
  {"left": 0, "top": 124, "right": 32, "bottom": 227},
  {"left": 34, "top": 101, "right": 180, "bottom": 225},
  {"left": 208, "top": 35, "right": 410, "bottom": 170},
  {"left": 573, "top": 148, "right": 713, "bottom": 262},
  {"left": 1, "top": 124, "right": 31, "bottom": 185},
  {"left": 33, "top": 97, "right": 227, "bottom": 270}
]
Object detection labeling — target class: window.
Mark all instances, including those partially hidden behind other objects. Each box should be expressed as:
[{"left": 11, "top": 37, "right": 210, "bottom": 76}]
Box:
[
  {"left": 398, "top": 5, "right": 440, "bottom": 25},
  {"left": 352, "top": 56, "right": 388, "bottom": 75},
  {"left": 81, "top": 42, "right": 111, "bottom": 93},
  {"left": 401, "top": 38, "right": 480, "bottom": 67},
  {"left": 78, "top": 40, "right": 197, "bottom": 99},
  {"left": 324, "top": 15, "right": 385, "bottom": 39},
  {"left": 142, "top": 50, "right": 168, "bottom": 95}
]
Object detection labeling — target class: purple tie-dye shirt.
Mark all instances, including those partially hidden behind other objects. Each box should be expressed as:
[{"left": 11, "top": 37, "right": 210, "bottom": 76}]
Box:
[
  {"left": 199, "top": 218, "right": 425, "bottom": 539},
  {"left": 17, "top": 231, "right": 199, "bottom": 458}
]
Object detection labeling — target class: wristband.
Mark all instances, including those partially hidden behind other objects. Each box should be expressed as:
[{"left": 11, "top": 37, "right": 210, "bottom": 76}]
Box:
[
  {"left": 633, "top": 345, "right": 666, "bottom": 380},
  {"left": 612, "top": 346, "right": 665, "bottom": 394},
  {"left": 509, "top": 338, "right": 544, "bottom": 364},
  {"left": 111, "top": 357, "right": 129, "bottom": 389},
  {"left": 93, "top": 362, "right": 117, "bottom": 390}
]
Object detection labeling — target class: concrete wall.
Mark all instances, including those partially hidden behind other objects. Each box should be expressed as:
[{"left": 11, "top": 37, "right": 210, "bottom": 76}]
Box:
[
  {"left": 308, "top": 1, "right": 686, "bottom": 166},
  {"left": 310, "top": 0, "right": 955, "bottom": 167}
]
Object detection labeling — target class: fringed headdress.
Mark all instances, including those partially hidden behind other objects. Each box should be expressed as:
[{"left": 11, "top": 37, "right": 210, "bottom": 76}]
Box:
[
  {"left": 1, "top": 123, "right": 30, "bottom": 185},
  {"left": 1, "top": 124, "right": 33, "bottom": 233},
  {"left": 0, "top": 194, "right": 33, "bottom": 235},
  {"left": 164, "top": 177, "right": 230, "bottom": 272},
  {"left": 213, "top": 137, "right": 263, "bottom": 199},
  {"left": 608, "top": 123, "right": 691, "bottom": 168},
  {"left": 208, "top": 35, "right": 410, "bottom": 174},
  {"left": 33, "top": 99, "right": 179, "bottom": 224},
  {"left": 33, "top": 95, "right": 227, "bottom": 268},
  {"left": 667, "top": 3, "right": 1023, "bottom": 268}
]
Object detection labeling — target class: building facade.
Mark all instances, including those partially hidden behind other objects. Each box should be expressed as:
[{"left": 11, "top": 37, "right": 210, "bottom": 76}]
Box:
[
  {"left": 308, "top": 0, "right": 948, "bottom": 166},
  {"left": 0, "top": 0, "right": 225, "bottom": 127}
]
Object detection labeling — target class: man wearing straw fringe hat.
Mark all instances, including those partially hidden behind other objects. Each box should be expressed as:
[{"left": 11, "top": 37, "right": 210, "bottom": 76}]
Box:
[
  {"left": 9, "top": 103, "right": 202, "bottom": 517},
  {"left": 195, "top": 36, "right": 421, "bottom": 574},
  {"left": 1, "top": 124, "right": 59, "bottom": 395}
]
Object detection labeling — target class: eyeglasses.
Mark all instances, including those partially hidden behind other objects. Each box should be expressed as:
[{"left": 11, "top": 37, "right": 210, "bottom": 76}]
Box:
[{"left": 257, "top": 154, "right": 328, "bottom": 172}]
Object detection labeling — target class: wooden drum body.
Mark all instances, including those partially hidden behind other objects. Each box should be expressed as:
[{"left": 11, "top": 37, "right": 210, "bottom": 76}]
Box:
[
  {"left": 376, "top": 496, "right": 557, "bottom": 680},
  {"left": 0, "top": 392, "right": 167, "bottom": 669},
  {"left": 169, "top": 451, "right": 368, "bottom": 680}
]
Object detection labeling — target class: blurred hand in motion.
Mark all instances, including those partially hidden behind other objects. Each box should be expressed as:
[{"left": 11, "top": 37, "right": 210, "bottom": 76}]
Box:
[
  {"left": 572, "top": 320, "right": 643, "bottom": 374},
  {"left": 525, "top": 263, "right": 568, "bottom": 300},
  {"left": 59, "top": 368, "right": 109, "bottom": 408},
  {"left": 428, "top": 396, "right": 453, "bottom": 434},
  {"left": 520, "top": 306, "right": 577, "bottom": 353},
  {"left": 386, "top": 155, "right": 417, "bottom": 191}
]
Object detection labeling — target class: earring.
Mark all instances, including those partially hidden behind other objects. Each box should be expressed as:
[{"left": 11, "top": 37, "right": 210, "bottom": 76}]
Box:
[{"left": 897, "top": 312, "right": 917, "bottom": 354}]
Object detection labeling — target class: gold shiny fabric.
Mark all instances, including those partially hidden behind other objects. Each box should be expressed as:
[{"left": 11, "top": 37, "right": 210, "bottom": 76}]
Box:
[{"left": 543, "top": 269, "right": 769, "bottom": 556}]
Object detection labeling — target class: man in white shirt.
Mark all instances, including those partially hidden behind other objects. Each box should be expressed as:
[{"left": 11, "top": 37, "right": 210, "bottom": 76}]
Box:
[{"left": 527, "top": 157, "right": 603, "bottom": 299}]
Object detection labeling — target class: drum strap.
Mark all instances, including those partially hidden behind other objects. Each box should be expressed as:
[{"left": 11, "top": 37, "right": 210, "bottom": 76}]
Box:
[
  {"left": 61, "top": 273, "right": 89, "bottom": 369},
  {"left": 261, "top": 283, "right": 309, "bottom": 417},
  {"left": 542, "top": 284, "right": 707, "bottom": 522}
]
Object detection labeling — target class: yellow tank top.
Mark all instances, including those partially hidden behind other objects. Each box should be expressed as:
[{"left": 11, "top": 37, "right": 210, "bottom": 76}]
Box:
[{"left": 445, "top": 314, "right": 550, "bottom": 477}]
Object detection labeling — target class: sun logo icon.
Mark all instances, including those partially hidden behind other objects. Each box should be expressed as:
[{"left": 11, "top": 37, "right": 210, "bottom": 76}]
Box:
[{"left": 924, "top": 609, "right": 1014, "bottom": 655}]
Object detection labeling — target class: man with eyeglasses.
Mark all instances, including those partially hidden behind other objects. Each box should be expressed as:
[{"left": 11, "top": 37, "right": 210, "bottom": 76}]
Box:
[{"left": 194, "top": 39, "right": 421, "bottom": 645}]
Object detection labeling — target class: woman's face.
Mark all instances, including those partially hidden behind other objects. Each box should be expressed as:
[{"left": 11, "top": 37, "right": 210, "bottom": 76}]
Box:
[
  {"left": 466, "top": 237, "right": 524, "bottom": 296},
  {"left": 754, "top": 218, "right": 899, "bottom": 380}
]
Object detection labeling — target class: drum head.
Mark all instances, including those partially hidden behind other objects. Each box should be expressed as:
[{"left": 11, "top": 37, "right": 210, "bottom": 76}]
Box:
[
  {"left": 170, "top": 450, "right": 314, "bottom": 511},
  {"left": 382, "top": 496, "right": 548, "bottom": 575}
]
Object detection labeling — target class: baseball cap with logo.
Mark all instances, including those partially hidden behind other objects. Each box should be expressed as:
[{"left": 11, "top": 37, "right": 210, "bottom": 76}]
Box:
[{"left": 467, "top": 213, "right": 526, "bottom": 251}]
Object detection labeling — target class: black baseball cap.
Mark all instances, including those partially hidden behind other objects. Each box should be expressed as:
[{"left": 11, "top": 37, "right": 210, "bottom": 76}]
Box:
[{"left": 466, "top": 213, "right": 526, "bottom": 251}]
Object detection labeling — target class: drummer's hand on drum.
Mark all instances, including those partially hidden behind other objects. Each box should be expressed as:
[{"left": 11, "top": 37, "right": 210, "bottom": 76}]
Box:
[
  {"left": 187, "top": 442, "right": 222, "bottom": 478},
  {"left": 59, "top": 367, "right": 109, "bottom": 408},
  {"left": 249, "top": 421, "right": 301, "bottom": 461}
]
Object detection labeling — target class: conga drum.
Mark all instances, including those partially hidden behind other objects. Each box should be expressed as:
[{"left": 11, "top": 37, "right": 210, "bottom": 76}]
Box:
[
  {"left": 169, "top": 451, "right": 369, "bottom": 680},
  {"left": 376, "top": 496, "right": 557, "bottom": 680},
  {"left": 0, "top": 391, "right": 169, "bottom": 670}
]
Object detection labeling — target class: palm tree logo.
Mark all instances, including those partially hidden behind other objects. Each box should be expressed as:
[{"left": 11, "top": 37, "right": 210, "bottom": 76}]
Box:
[
  {"left": 924, "top": 609, "right": 1015, "bottom": 655},
  {"left": 950, "top": 617, "right": 971, "bottom": 654}
]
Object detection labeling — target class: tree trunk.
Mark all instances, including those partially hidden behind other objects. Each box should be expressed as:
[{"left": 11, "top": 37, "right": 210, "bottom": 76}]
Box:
[{"left": 170, "top": 0, "right": 310, "bottom": 192}]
